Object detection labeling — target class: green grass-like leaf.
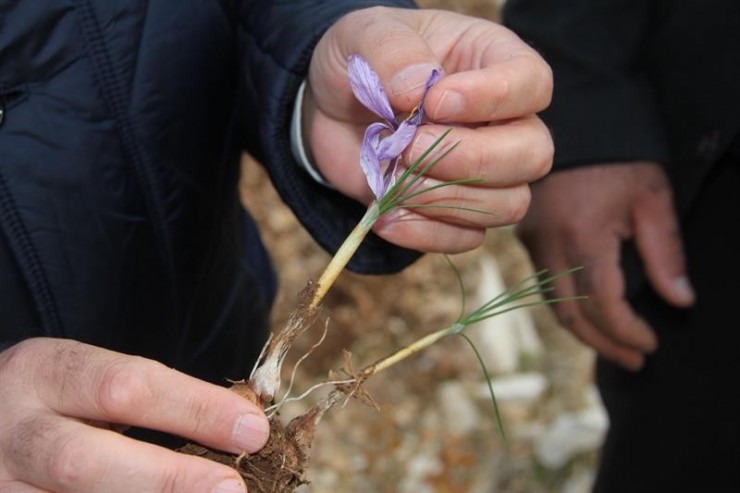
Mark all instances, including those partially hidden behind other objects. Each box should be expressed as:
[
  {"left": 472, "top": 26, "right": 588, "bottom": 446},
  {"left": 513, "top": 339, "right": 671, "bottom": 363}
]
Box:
[
  {"left": 438, "top": 261, "right": 586, "bottom": 445},
  {"left": 444, "top": 254, "right": 467, "bottom": 323},
  {"left": 456, "top": 332, "right": 508, "bottom": 445},
  {"left": 461, "top": 267, "right": 585, "bottom": 326},
  {"left": 379, "top": 129, "right": 468, "bottom": 214}
]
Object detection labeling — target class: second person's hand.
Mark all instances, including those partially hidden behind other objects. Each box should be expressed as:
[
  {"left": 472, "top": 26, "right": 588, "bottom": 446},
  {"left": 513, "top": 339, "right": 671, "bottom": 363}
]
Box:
[{"left": 516, "top": 162, "right": 696, "bottom": 370}]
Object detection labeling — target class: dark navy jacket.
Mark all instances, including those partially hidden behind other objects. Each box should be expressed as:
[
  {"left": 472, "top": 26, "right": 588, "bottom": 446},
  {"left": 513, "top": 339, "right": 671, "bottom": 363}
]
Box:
[{"left": 0, "top": 0, "right": 417, "bottom": 383}]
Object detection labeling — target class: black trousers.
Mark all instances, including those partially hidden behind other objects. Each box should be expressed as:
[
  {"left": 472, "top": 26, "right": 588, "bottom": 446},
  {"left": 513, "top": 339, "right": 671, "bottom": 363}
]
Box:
[{"left": 593, "top": 154, "right": 740, "bottom": 493}]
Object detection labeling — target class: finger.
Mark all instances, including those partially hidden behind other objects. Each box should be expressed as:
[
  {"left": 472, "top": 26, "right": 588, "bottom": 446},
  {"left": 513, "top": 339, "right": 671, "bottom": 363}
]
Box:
[
  {"left": 425, "top": 50, "right": 552, "bottom": 123},
  {"left": 573, "top": 255, "right": 659, "bottom": 353},
  {"left": 318, "top": 10, "right": 442, "bottom": 115},
  {"left": 0, "top": 482, "right": 50, "bottom": 493},
  {"left": 545, "top": 269, "right": 647, "bottom": 371},
  {"left": 553, "top": 300, "right": 647, "bottom": 371},
  {"left": 373, "top": 209, "right": 484, "bottom": 253},
  {"left": 390, "top": 175, "right": 531, "bottom": 228},
  {"left": 389, "top": 9, "right": 552, "bottom": 121},
  {"left": 632, "top": 182, "right": 695, "bottom": 307},
  {"left": 24, "top": 339, "right": 268, "bottom": 455},
  {"left": 349, "top": 11, "right": 552, "bottom": 121},
  {"left": 5, "top": 412, "right": 246, "bottom": 493},
  {"left": 406, "top": 116, "right": 553, "bottom": 187},
  {"left": 519, "top": 238, "right": 647, "bottom": 370}
]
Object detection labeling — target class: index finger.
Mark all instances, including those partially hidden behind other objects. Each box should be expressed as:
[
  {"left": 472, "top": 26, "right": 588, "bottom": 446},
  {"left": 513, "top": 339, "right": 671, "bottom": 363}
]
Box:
[
  {"left": 21, "top": 339, "right": 268, "bottom": 455},
  {"left": 574, "top": 257, "right": 658, "bottom": 353},
  {"left": 425, "top": 43, "right": 552, "bottom": 122},
  {"left": 521, "top": 242, "right": 648, "bottom": 370},
  {"left": 5, "top": 412, "right": 246, "bottom": 493}
]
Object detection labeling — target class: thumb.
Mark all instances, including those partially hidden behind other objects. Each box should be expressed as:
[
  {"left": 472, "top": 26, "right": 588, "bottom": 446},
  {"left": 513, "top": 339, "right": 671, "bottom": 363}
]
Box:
[
  {"left": 334, "top": 9, "right": 441, "bottom": 111},
  {"left": 385, "top": 60, "right": 441, "bottom": 109}
]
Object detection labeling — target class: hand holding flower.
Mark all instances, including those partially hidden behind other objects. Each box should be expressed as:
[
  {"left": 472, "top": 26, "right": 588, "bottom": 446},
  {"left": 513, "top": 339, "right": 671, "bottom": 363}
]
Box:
[{"left": 304, "top": 6, "right": 554, "bottom": 253}]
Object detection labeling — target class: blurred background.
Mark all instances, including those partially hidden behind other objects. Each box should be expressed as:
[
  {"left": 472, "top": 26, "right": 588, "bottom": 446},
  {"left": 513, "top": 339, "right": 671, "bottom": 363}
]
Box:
[{"left": 239, "top": 1, "right": 607, "bottom": 492}]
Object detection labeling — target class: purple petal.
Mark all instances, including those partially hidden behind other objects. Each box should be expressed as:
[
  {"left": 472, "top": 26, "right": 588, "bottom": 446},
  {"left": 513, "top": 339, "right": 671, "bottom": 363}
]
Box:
[
  {"left": 360, "top": 122, "right": 391, "bottom": 199},
  {"left": 408, "top": 67, "right": 443, "bottom": 125},
  {"left": 383, "top": 157, "right": 399, "bottom": 193},
  {"left": 376, "top": 119, "right": 417, "bottom": 161},
  {"left": 348, "top": 55, "right": 396, "bottom": 125}
]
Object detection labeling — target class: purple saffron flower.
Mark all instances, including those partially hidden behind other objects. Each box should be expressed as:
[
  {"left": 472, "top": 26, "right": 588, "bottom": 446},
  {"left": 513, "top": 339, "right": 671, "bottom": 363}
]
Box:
[{"left": 348, "top": 54, "right": 442, "bottom": 199}]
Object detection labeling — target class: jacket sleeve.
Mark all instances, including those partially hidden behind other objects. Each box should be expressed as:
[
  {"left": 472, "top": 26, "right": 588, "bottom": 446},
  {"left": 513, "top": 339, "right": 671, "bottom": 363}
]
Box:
[
  {"left": 235, "top": 0, "right": 420, "bottom": 275},
  {"left": 502, "top": 0, "right": 670, "bottom": 170}
]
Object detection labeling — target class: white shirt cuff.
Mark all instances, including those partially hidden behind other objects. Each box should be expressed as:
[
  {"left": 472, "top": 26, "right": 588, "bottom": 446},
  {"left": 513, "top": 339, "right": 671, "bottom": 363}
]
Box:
[{"left": 290, "top": 80, "right": 332, "bottom": 187}]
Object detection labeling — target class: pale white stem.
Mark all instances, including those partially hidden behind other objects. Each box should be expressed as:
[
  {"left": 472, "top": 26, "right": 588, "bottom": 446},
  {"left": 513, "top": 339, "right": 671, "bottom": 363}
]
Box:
[
  {"left": 361, "top": 325, "right": 459, "bottom": 377},
  {"left": 309, "top": 202, "right": 380, "bottom": 310}
]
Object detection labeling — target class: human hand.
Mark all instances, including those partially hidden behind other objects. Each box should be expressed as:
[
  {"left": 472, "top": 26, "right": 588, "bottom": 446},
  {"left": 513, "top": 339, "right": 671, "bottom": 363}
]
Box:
[
  {"left": 304, "top": 7, "right": 553, "bottom": 253},
  {"left": 516, "top": 162, "right": 695, "bottom": 370},
  {"left": 0, "top": 338, "right": 269, "bottom": 493}
]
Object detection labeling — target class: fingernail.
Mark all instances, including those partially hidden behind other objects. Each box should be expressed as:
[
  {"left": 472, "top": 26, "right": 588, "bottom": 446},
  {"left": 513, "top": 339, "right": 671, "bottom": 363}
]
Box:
[
  {"left": 434, "top": 90, "right": 465, "bottom": 120},
  {"left": 212, "top": 479, "right": 246, "bottom": 493},
  {"left": 390, "top": 63, "right": 440, "bottom": 96},
  {"left": 233, "top": 413, "right": 270, "bottom": 453},
  {"left": 674, "top": 276, "right": 696, "bottom": 305}
]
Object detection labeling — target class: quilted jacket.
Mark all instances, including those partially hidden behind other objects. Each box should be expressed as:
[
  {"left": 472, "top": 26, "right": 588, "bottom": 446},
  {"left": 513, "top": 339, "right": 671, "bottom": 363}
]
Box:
[{"left": 0, "top": 0, "right": 417, "bottom": 383}]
